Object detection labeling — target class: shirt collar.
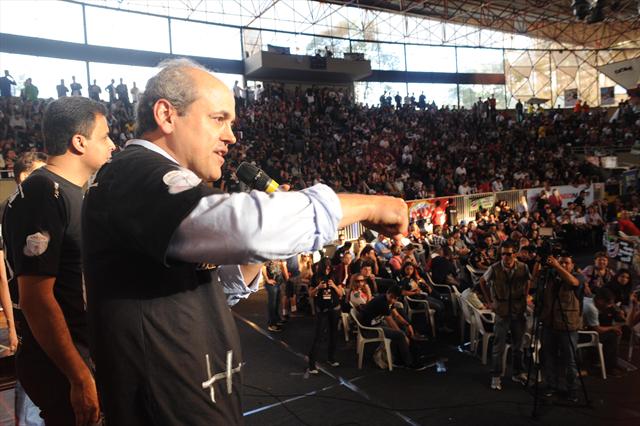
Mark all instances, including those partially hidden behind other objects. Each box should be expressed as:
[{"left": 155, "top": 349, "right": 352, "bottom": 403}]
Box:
[{"left": 125, "top": 139, "right": 180, "bottom": 165}]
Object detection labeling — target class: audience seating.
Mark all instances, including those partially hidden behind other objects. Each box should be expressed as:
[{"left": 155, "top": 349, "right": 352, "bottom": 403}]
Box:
[{"left": 350, "top": 308, "right": 393, "bottom": 371}]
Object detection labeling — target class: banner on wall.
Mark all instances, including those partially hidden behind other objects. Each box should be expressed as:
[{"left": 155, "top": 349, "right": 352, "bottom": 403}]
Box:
[
  {"left": 564, "top": 89, "right": 579, "bottom": 107},
  {"left": 267, "top": 45, "right": 290, "bottom": 55},
  {"left": 469, "top": 194, "right": 495, "bottom": 214},
  {"left": 597, "top": 58, "right": 640, "bottom": 89},
  {"left": 600, "top": 86, "right": 615, "bottom": 105},
  {"left": 527, "top": 184, "right": 594, "bottom": 210},
  {"left": 604, "top": 237, "right": 636, "bottom": 264}
]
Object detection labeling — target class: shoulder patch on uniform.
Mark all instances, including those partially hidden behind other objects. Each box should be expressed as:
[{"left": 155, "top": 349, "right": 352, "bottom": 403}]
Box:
[
  {"left": 162, "top": 169, "right": 202, "bottom": 194},
  {"left": 23, "top": 232, "right": 50, "bottom": 257}
]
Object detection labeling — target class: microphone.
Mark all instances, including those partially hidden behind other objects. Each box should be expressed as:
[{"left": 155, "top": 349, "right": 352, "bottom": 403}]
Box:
[{"left": 236, "top": 162, "right": 280, "bottom": 193}]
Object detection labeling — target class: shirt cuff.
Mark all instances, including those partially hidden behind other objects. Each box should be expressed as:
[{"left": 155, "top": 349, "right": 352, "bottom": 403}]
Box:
[
  {"left": 303, "top": 184, "right": 343, "bottom": 251},
  {"left": 219, "top": 265, "right": 262, "bottom": 306}
]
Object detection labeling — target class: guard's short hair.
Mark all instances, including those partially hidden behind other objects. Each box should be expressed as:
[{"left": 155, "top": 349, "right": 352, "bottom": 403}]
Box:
[
  {"left": 594, "top": 287, "right": 615, "bottom": 304},
  {"left": 387, "top": 285, "right": 402, "bottom": 298},
  {"left": 42, "top": 97, "right": 107, "bottom": 156},
  {"left": 13, "top": 152, "right": 47, "bottom": 183},
  {"left": 135, "top": 58, "right": 209, "bottom": 137}
]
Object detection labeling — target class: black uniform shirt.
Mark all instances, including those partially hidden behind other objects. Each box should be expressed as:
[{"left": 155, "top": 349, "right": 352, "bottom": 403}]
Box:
[{"left": 3, "top": 168, "right": 87, "bottom": 345}]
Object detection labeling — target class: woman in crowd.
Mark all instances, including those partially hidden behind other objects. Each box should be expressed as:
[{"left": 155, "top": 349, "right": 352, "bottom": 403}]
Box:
[
  {"left": 606, "top": 269, "right": 634, "bottom": 310},
  {"left": 349, "top": 273, "right": 373, "bottom": 308}
]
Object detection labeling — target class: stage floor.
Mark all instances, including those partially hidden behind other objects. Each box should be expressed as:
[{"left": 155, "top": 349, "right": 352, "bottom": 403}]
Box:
[
  {"left": 0, "top": 288, "right": 638, "bottom": 426},
  {"left": 236, "top": 289, "right": 640, "bottom": 426}
]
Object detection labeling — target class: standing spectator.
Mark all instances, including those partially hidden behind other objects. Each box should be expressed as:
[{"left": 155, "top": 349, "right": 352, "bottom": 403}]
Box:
[
  {"left": 70, "top": 76, "right": 82, "bottom": 96},
  {"left": 130, "top": 81, "right": 141, "bottom": 104},
  {"left": 89, "top": 79, "right": 102, "bottom": 101},
  {"left": 232, "top": 80, "right": 243, "bottom": 106},
  {"left": 22, "top": 78, "right": 39, "bottom": 102},
  {"left": 116, "top": 78, "right": 130, "bottom": 108},
  {"left": 0, "top": 70, "right": 16, "bottom": 97},
  {"left": 540, "top": 254, "right": 583, "bottom": 403},
  {"left": 480, "top": 242, "right": 531, "bottom": 390},
  {"left": 307, "top": 276, "right": 343, "bottom": 374},
  {"left": 515, "top": 99, "right": 524, "bottom": 123},
  {"left": 105, "top": 79, "right": 116, "bottom": 103},
  {"left": 56, "top": 79, "right": 69, "bottom": 98},
  {"left": 394, "top": 92, "right": 402, "bottom": 109},
  {"left": 262, "top": 260, "right": 288, "bottom": 332}
]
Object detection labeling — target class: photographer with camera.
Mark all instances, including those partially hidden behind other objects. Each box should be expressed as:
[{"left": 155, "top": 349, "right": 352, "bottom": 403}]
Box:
[
  {"left": 582, "top": 288, "right": 627, "bottom": 377},
  {"left": 539, "top": 253, "right": 584, "bottom": 402},
  {"left": 307, "top": 273, "right": 343, "bottom": 374},
  {"left": 479, "top": 242, "right": 532, "bottom": 391}
]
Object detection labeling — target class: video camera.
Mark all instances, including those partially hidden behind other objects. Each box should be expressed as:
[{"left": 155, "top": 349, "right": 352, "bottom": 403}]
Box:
[{"left": 535, "top": 238, "right": 563, "bottom": 264}]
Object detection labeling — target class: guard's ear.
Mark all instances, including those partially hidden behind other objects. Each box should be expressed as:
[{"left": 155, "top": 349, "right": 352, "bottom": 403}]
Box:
[{"left": 69, "top": 134, "right": 87, "bottom": 154}]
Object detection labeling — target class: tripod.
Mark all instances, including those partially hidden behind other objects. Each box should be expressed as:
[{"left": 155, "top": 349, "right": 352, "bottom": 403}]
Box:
[{"left": 525, "top": 265, "right": 591, "bottom": 419}]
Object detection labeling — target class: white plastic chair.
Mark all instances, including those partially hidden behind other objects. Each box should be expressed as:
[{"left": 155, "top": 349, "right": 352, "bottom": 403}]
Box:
[
  {"left": 466, "top": 264, "right": 484, "bottom": 286},
  {"left": 577, "top": 330, "right": 607, "bottom": 379},
  {"left": 426, "top": 272, "right": 459, "bottom": 317},
  {"left": 337, "top": 311, "right": 351, "bottom": 342},
  {"left": 470, "top": 305, "right": 496, "bottom": 365},
  {"left": 350, "top": 308, "right": 393, "bottom": 371},
  {"left": 458, "top": 296, "right": 477, "bottom": 349},
  {"left": 501, "top": 332, "right": 541, "bottom": 381},
  {"left": 404, "top": 295, "right": 436, "bottom": 337}
]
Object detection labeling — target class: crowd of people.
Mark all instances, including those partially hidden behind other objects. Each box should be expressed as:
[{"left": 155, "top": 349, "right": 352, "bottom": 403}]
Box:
[
  {"left": 270, "top": 185, "right": 639, "bottom": 397},
  {"left": 0, "top": 63, "right": 639, "bottom": 424},
  {"left": 2, "top": 70, "right": 640, "bottom": 200}
]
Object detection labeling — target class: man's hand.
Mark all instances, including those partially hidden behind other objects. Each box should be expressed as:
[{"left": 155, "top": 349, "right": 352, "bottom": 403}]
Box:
[
  {"left": 8, "top": 326, "right": 18, "bottom": 353},
  {"left": 70, "top": 373, "right": 100, "bottom": 426},
  {"left": 362, "top": 196, "right": 408, "bottom": 238},
  {"left": 338, "top": 194, "right": 408, "bottom": 239}
]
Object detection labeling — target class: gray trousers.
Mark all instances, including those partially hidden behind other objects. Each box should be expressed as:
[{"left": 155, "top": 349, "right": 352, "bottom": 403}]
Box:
[{"left": 491, "top": 315, "right": 526, "bottom": 377}]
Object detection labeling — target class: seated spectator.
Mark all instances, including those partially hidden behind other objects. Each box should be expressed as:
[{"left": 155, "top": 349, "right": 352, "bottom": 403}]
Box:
[
  {"left": 351, "top": 245, "right": 379, "bottom": 276},
  {"left": 349, "top": 273, "right": 372, "bottom": 308},
  {"left": 618, "top": 210, "right": 640, "bottom": 236},
  {"left": 398, "top": 262, "right": 447, "bottom": 332},
  {"left": 332, "top": 251, "right": 353, "bottom": 287},
  {"left": 358, "top": 286, "right": 426, "bottom": 370},
  {"left": 581, "top": 252, "right": 615, "bottom": 297},
  {"left": 461, "top": 284, "right": 489, "bottom": 310},
  {"left": 374, "top": 233, "right": 392, "bottom": 260},
  {"left": 605, "top": 269, "right": 634, "bottom": 309},
  {"left": 388, "top": 245, "right": 404, "bottom": 275},
  {"left": 582, "top": 288, "right": 626, "bottom": 377},
  {"left": 430, "top": 246, "right": 460, "bottom": 287}
]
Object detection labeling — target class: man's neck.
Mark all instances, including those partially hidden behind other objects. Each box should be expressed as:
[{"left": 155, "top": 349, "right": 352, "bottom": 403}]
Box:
[{"left": 46, "top": 156, "right": 92, "bottom": 187}]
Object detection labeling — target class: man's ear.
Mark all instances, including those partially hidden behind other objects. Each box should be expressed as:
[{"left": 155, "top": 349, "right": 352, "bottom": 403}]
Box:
[
  {"left": 154, "top": 99, "right": 177, "bottom": 134},
  {"left": 69, "top": 134, "right": 87, "bottom": 154}
]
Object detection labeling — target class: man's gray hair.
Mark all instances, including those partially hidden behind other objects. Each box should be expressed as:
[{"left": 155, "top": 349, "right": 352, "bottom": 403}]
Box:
[{"left": 135, "top": 58, "right": 210, "bottom": 137}]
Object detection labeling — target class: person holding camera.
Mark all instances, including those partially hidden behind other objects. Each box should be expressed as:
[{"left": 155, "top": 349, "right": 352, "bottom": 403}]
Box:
[
  {"left": 539, "top": 253, "right": 584, "bottom": 402},
  {"left": 480, "top": 242, "right": 532, "bottom": 390},
  {"left": 307, "top": 274, "right": 343, "bottom": 374}
]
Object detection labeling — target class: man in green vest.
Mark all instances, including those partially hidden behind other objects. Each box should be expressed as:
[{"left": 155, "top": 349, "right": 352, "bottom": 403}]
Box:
[
  {"left": 480, "top": 242, "right": 533, "bottom": 391},
  {"left": 540, "top": 253, "right": 584, "bottom": 403}
]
